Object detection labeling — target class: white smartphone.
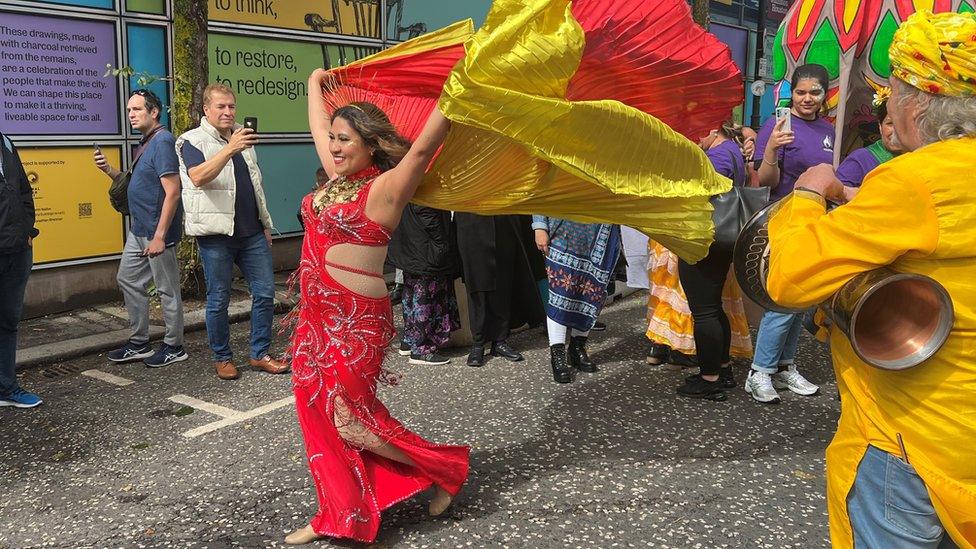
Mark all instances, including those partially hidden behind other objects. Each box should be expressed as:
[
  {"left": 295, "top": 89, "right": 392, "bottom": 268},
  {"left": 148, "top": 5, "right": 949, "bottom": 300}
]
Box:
[{"left": 775, "top": 106, "right": 792, "bottom": 133}]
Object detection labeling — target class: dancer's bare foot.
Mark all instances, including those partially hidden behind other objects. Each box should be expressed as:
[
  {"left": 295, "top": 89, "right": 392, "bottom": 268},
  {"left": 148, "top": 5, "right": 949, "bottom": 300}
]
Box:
[
  {"left": 284, "top": 524, "right": 325, "bottom": 545},
  {"left": 428, "top": 485, "right": 454, "bottom": 516}
]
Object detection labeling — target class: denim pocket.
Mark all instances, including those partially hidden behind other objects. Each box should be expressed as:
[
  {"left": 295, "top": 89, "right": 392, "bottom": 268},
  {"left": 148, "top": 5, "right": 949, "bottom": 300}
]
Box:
[{"left": 883, "top": 450, "right": 944, "bottom": 542}]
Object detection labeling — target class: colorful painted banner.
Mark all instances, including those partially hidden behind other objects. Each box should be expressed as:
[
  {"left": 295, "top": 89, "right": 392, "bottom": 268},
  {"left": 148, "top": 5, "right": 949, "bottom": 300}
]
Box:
[
  {"left": 21, "top": 146, "right": 124, "bottom": 264},
  {"left": 209, "top": 33, "right": 325, "bottom": 133},
  {"left": 0, "top": 11, "right": 120, "bottom": 136},
  {"left": 771, "top": 0, "right": 975, "bottom": 160}
]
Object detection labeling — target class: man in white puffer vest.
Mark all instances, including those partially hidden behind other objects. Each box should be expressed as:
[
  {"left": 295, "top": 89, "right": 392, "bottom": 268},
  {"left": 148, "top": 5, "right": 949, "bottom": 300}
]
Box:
[{"left": 176, "top": 83, "right": 290, "bottom": 381}]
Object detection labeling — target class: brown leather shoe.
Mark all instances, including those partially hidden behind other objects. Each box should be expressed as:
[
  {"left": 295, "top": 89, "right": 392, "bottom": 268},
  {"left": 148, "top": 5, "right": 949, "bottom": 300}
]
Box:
[
  {"left": 249, "top": 355, "right": 290, "bottom": 374},
  {"left": 215, "top": 360, "right": 239, "bottom": 380}
]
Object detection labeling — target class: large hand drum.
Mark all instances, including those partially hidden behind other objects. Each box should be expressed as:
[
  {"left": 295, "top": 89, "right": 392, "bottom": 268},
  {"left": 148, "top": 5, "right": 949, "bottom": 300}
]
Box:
[{"left": 732, "top": 202, "right": 954, "bottom": 370}]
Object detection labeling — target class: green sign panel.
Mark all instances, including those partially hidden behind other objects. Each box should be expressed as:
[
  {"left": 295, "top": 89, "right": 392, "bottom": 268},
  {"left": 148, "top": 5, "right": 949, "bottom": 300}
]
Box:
[{"left": 209, "top": 33, "right": 326, "bottom": 134}]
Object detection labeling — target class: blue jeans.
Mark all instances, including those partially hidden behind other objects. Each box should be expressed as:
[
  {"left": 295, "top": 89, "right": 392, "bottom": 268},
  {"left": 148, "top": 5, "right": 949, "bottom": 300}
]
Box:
[
  {"left": 751, "top": 310, "right": 803, "bottom": 373},
  {"left": 848, "top": 445, "right": 958, "bottom": 548},
  {"left": 0, "top": 247, "right": 32, "bottom": 397},
  {"left": 197, "top": 233, "right": 275, "bottom": 362}
]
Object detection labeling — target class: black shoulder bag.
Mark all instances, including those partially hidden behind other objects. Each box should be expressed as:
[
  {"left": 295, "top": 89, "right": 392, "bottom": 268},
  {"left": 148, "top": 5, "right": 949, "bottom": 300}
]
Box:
[
  {"left": 109, "top": 126, "right": 164, "bottom": 215},
  {"left": 710, "top": 148, "right": 770, "bottom": 252}
]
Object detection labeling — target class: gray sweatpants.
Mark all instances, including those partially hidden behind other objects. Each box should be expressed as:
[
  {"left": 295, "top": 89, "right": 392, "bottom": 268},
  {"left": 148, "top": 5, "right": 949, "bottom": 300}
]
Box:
[{"left": 117, "top": 232, "right": 184, "bottom": 347}]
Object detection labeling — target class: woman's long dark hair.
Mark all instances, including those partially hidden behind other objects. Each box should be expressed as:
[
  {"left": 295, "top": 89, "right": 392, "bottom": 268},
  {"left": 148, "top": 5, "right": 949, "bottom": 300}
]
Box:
[{"left": 331, "top": 102, "right": 412, "bottom": 172}]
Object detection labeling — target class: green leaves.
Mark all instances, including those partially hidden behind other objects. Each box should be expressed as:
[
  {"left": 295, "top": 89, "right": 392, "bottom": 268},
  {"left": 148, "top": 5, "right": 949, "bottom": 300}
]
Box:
[{"left": 103, "top": 64, "right": 171, "bottom": 87}]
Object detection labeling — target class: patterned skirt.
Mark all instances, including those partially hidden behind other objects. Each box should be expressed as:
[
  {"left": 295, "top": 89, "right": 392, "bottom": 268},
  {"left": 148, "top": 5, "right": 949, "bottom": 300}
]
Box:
[
  {"left": 545, "top": 220, "right": 620, "bottom": 332},
  {"left": 645, "top": 241, "right": 753, "bottom": 357}
]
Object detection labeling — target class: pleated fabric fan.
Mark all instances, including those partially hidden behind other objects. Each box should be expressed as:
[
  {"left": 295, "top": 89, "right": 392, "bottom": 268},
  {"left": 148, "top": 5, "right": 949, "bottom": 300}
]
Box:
[{"left": 318, "top": 0, "right": 743, "bottom": 262}]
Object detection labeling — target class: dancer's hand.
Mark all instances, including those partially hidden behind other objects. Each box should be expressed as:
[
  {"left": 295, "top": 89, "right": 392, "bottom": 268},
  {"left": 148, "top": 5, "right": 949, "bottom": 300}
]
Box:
[{"left": 308, "top": 68, "right": 329, "bottom": 86}]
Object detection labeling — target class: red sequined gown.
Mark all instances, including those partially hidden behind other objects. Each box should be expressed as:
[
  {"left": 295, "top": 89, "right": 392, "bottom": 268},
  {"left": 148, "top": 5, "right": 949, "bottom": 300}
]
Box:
[{"left": 289, "top": 175, "right": 469, "bottom": 543}]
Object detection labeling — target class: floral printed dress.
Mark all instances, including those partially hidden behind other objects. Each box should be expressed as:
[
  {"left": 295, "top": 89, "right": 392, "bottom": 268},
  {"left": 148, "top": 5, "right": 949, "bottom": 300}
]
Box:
[{"left": 533, "top": 216, "right": 620, "bottom": 332}]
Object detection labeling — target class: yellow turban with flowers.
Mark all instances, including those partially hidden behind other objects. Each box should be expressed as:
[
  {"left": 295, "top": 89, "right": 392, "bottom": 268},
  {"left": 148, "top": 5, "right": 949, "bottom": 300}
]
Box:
[{"left": 889, "top": 10, "right": 976, "bottom": 97}]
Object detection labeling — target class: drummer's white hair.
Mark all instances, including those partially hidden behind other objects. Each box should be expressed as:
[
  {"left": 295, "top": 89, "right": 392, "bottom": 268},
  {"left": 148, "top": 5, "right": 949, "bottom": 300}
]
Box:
[{"left": 893, "top": 77, "right": 976, "bottom": 144}]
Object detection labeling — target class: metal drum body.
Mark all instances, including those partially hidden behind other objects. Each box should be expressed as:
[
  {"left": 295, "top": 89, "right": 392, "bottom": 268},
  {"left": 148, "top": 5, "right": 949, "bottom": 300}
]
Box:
[{"left": 732, "top": 202, "right": 954, "bottom": 370}]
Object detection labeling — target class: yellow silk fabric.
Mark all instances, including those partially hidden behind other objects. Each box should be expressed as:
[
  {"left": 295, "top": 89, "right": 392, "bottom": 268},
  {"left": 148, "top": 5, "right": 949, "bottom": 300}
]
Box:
[
  {"left": 411, "top": 0, "right": 730, "bottom": 262},
  {"left": 889, "top": 11, "right": 976, "bottom": 97},
  {"left": 766, "top": 138, "right": 976, "bottom": 547}
]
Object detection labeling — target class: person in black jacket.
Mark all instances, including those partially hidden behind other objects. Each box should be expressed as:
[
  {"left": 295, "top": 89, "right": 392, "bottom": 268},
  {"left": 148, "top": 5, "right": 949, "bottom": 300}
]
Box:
[
  {"left": 387, "top": 204, "right": 460, "bottom": 365},
  {"left": 454, "top": 213, "right": 546, "bottom": 367},
  {"left": 0, "top": 131, "right": 42, "bottom": 408}
]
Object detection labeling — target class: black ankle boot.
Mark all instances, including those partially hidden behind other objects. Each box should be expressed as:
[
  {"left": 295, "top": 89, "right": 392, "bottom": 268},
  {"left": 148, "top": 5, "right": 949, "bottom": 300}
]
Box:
[
  {"left": 550, "top": 344, "right": 573, "bottom": 384},
  {"left": 568, "top": 336, "right": 598, "bottom": 372}
]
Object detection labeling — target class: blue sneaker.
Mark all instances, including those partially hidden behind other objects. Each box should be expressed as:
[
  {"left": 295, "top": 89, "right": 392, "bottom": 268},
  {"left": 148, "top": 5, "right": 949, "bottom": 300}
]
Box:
[
  {"left": 107, "top": 341, "right": 154, "bottom": 363},
  {"left": 144, "top": 344, "right": 189, "bottom": 368},
  {"left": 0, "top": 389, "right": 43, "bottom": 408}
]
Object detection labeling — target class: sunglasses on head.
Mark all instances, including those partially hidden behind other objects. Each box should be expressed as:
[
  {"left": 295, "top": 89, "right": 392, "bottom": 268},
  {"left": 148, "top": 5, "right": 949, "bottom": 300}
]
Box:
[{"left": 131, "top": 88, "right": 162, "bottom": 111}]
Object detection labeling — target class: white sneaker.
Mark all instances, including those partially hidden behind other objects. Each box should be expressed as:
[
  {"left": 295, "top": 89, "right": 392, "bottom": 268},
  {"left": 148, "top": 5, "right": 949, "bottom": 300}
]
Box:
[
  {"left": 772, "top": 364, "right": 820, "bottom": 396},
  {"left": 745, "top": 370, "right": 781, "bottom": 404}
]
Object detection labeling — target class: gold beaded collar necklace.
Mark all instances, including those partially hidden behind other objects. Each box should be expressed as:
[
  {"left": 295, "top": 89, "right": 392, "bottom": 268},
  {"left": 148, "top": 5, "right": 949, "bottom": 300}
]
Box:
[{"left": 312, "top": 164, "right": 383, "bottom": 214}]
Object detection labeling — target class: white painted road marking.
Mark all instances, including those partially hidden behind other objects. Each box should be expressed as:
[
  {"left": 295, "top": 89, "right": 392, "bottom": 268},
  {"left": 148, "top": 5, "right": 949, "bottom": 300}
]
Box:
[
  {"left": 168, "top": 394, "right": 240, "bottom": 418},
  {"left": 81, "top": 369, "right": 135, "bottom": 387},
  {"left": 169, "top": 395, "right": 295, "bottom": 439}
]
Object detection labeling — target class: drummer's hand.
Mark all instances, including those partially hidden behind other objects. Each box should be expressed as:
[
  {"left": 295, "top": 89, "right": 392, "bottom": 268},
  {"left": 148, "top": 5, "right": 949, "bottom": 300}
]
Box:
[
  {"left": 842, "top": 185, "right": 859, "bottom": 203},
  {"left": 795, "top": 164, "right": 845, "bottom": 204}
]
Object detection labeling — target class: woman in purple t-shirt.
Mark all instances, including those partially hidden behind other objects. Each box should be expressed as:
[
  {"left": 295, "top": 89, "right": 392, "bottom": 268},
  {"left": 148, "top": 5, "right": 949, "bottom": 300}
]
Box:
[
  {"left": 674, "top": 121, "right": 748, "bottom": 401},
  {"left": 746, "top": 64, "right": 833, "bottom": 404}
]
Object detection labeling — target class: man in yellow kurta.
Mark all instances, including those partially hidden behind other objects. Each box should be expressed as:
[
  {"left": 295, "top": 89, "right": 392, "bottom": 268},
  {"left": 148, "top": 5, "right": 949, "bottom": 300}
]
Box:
[{"left": 765, "top": 11, "right": 976, "bottom": 549}]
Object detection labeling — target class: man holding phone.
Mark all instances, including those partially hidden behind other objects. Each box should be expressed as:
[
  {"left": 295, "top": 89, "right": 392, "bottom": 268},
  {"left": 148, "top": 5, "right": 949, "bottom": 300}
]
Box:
[
  {"left": 94, "top": 88, "right": 187, "bottom": 368},
  {"left": 176, "top": 83, "right": 285, "bottom": 381}
]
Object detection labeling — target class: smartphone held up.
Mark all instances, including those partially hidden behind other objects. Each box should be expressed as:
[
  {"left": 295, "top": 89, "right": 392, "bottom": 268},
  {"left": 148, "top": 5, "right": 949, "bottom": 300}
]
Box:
[
  {"left": 775, "top": 107, "right": 791, "bottom": 133},
  {"left": 243, "top": 117, "right": 259, "bottom": 133}
]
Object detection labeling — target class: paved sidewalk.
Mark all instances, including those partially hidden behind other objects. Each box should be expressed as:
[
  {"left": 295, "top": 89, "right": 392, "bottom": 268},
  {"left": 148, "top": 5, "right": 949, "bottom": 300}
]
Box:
[
  {"left": 15, "top": 274, "right": 640, "bottom": 371},
  {"left": 14, "top": 272, "right": 296, "bottom": 369},
  {"left": 1, "top": 291, "right": 836, "bottom": 548}
]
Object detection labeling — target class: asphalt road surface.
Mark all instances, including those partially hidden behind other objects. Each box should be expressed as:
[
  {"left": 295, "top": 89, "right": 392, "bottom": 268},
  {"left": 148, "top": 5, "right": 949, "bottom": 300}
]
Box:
[{"left": 1, "top": 293, "right": 839, "bottom": 548}]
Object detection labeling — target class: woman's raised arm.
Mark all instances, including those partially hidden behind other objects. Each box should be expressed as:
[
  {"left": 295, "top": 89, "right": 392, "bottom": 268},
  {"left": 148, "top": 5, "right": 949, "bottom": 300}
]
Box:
[
  {"left": 308, "top": 69, "right": 337, "bottom": 180},
  {"left": 377, "top": 108, "right": 451, "bottom": 210}
]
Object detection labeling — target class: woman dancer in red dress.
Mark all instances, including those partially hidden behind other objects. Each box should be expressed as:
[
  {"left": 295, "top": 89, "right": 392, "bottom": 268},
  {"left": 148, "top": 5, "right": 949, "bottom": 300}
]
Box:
[{"left": 284, "top": 68, "right": 469, "bottom": 545}]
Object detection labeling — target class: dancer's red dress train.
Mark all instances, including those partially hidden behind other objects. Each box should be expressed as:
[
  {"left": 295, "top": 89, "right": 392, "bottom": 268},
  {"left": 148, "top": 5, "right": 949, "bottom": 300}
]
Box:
[{"left": 289, "top": 178, "right": 469, "bottom": 543}]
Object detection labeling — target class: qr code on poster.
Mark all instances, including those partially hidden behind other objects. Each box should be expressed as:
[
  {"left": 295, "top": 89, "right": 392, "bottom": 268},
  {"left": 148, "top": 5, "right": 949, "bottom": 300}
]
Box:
[{"left": 79, "top": 202, "right": 93, "bottom": 218}]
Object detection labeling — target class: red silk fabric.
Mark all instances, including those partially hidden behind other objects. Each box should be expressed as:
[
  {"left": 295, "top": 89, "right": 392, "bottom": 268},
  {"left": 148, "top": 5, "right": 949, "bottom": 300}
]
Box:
[{"left": 323, "top": 0, "right": 741, "bottom": 144}]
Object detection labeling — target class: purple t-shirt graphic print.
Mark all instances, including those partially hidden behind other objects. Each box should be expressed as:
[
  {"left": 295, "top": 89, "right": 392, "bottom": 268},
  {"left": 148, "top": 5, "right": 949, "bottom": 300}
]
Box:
[{"left": 755, "top": 113, "right": 834, "bottom": 201}]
